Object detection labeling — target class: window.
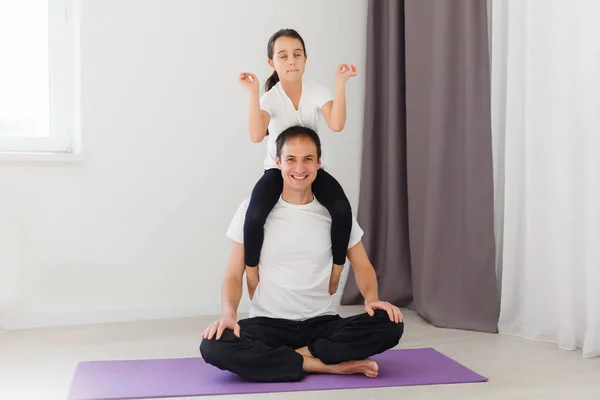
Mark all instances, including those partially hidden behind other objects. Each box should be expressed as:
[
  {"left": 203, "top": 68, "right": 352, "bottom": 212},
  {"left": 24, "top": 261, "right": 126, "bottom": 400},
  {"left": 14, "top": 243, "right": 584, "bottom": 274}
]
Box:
[{"left": 0, "top": 0, "right": 79, "bottom": 154}]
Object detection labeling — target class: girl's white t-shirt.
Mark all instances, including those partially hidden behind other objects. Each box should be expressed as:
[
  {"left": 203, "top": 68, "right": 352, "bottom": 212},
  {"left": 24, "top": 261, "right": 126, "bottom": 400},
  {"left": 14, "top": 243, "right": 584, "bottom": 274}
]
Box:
[{"left": 259, "top": 80, "right": 334, "bottom": 170}]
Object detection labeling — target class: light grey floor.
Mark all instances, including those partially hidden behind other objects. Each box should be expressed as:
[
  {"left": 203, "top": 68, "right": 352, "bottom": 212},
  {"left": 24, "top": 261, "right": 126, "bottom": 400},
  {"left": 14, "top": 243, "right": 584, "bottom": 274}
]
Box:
[{"left": 1, "top": 306, "right": 599, "bottom": 400}]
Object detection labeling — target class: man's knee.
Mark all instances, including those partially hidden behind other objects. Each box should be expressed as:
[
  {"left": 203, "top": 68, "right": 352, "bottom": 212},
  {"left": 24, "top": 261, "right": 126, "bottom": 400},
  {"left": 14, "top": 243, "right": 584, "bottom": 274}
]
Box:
[
  {"left": 199, "top": 330, "right": 237, "bottom": 367},
  {"left": 387, "top": 319, "right": 404, "bottom": 345},
  {"left": 371, "top": 310, "right": 404, "bottom": 346},
  {"left": 199, "top": 338, "right": 219, "bottom": 366}
]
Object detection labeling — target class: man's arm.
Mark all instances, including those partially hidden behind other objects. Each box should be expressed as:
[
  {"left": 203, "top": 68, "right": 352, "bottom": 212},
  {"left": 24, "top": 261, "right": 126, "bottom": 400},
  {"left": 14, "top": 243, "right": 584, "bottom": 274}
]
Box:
[
  {"left": 221, "top": 241, "right": 246, "bottom": 318},
  {"left": 347, "top": 240, "right": 403, "bottom": 323},
  {"left": 347, "top": 241, "right": 379, "bottom": 304},
  {"left": 202, "top": 241, "right": 246, "bottom": 340}
]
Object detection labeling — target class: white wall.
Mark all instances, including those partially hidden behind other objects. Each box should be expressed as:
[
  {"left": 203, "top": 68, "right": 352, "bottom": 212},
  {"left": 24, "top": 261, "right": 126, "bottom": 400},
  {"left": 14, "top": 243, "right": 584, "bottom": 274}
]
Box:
[{"left": 0, "top": 0, "right": 368, "bottom": 329}]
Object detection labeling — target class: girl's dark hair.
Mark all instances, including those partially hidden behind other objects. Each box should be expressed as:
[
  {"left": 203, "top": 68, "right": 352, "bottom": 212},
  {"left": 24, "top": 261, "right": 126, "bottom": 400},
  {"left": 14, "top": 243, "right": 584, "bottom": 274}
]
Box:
[{"left": 264, "top": 29, "right": 307, "bottom": 92}]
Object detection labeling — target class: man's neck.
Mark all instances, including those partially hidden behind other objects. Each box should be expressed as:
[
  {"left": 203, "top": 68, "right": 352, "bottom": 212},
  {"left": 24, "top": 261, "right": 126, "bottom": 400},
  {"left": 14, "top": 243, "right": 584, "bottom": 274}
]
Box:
[{"left": 281, "top": 187, "right": 314, "bottom": 205}]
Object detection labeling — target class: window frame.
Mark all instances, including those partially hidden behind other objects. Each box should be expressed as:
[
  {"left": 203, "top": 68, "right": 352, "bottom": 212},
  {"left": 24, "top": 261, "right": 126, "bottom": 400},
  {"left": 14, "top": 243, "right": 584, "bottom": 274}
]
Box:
[{"left": 0, "top": 0, "right": 80, "bottom": 154}]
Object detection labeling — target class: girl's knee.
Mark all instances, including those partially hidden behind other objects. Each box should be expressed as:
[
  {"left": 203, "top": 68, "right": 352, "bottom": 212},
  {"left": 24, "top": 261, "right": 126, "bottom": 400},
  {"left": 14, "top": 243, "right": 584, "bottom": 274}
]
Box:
[
  {"left": 330, "top": 198, "right": 352, "bottom": 219},
  {"left": 245, "top": 204, "right": 271, "bottom": 227}
]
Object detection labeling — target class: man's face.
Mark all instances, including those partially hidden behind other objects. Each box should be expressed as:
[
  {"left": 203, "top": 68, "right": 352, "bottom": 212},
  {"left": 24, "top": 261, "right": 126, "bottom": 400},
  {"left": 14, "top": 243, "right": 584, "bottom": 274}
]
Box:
[{"left": 276, "top": 137, "right": 321, "bottom": 191}]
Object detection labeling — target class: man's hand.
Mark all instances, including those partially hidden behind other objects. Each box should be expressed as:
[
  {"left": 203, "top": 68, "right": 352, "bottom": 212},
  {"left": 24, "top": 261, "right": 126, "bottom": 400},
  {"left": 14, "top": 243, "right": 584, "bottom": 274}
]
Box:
[
  {"left": 365, "top": 300, "right": 403, "bottom": 323},
  {"left": 202, "top": 311, "right": 240, "bottom": 340}
]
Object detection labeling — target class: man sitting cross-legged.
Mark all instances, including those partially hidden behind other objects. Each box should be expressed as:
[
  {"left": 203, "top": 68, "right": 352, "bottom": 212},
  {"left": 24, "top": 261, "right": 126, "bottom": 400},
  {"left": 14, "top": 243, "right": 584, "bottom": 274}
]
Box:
[{"left": 199, "top": 125, "right": 404, "bottom": 382}]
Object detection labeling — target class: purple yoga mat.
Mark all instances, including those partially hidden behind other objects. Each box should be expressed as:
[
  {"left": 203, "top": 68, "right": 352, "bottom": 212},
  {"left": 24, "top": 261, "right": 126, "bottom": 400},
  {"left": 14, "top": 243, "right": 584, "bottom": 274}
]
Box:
[{"left": 67, "top": 347, "right": 487, "bottom": 399}]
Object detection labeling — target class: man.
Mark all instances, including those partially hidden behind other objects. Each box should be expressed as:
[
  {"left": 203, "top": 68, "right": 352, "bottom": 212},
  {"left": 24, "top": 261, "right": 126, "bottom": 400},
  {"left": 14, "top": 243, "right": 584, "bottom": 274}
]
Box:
[{"left": 200, "top": 126, "right": 404, "bottom": 382}]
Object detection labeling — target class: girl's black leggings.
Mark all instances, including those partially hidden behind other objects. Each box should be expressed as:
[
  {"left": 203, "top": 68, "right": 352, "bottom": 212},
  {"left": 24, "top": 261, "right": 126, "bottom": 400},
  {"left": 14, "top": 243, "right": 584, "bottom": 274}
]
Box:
[{"left": 243, "top": 168, "right": 353, "bottom": 267}]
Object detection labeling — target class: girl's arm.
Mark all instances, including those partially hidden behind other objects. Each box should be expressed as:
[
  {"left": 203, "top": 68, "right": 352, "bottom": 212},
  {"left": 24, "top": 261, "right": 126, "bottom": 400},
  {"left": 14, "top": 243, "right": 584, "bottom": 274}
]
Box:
[
  {"left": 248, "top": 91, "right": 270, "bottom": 143},
  {"left": 322, "top": 84, "right": 346, "bottom": 132},
  {"left": 321, "top": 64, "right": 359, "bottom": 132},
  {"left": 239, "top": 72, "right": 270, "bottom": 143}
]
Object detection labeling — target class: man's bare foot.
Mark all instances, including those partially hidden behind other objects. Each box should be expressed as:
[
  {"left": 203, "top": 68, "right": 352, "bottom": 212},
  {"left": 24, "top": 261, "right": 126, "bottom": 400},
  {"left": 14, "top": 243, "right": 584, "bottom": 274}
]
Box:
[
  {"left": 301, "top": 354, "right": 379, "bottom": 378},
  {"left": 335, "top": 358, "right": 379, "bottom": 378},
  {"left": 295, "top": 346, "right": 312, "bottom": 357}
]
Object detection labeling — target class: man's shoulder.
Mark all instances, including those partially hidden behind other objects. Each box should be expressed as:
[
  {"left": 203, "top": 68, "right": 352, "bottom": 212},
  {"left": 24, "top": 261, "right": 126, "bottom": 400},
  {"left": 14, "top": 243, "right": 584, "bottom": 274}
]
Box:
[
  {"left": 234, "top": 196, "right": 338, "bottom": 220},
  {"left": 229, "top": 197, "right": 252, "bottom": 225},
  {"left": 273, "top": 198, "right": 337, "bottom": 226},
  {"left": 236, "top": 198, "right": 251, "bottom": 214},
  {"left": 306, "top": 197, "right": 330, "bottom": 215},
  {"left": 226, "top": 198, "right": 251, "bottom": 243}
]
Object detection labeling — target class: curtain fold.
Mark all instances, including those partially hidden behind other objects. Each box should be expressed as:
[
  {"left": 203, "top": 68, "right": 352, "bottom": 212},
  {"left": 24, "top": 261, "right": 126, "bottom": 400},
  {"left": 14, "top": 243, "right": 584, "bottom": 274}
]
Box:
[
  {"left": 491, "top": 0, "right": 600, "bottom": 357},
  {"left": 341, "top": 0, "right": 413, "bottom": 309},
  {"left": 342, "top": 0, "right": 500, "bottom": 333}
]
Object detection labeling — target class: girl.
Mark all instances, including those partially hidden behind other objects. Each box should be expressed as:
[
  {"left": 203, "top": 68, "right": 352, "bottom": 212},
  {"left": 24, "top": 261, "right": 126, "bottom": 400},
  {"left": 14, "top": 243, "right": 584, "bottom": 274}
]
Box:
[{"left": 238, "top": 28, "right": 358, "bottom": 295}]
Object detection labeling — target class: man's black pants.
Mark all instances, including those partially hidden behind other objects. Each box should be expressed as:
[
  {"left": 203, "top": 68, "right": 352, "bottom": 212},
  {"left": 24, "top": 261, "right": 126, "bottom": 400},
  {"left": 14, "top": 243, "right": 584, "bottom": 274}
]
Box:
[{"left": 199, "top": 310, "right": 404, "bottom": 382}]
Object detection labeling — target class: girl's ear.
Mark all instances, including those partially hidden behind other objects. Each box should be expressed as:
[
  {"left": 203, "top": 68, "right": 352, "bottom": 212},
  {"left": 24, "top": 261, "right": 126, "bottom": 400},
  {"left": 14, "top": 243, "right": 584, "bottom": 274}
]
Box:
[{"left": 268, "top": 59, "right": 275, "bottom": 69}]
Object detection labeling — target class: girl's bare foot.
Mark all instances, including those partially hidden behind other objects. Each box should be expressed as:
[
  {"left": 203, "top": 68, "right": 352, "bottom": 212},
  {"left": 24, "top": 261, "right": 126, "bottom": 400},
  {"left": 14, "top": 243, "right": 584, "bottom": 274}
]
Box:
[
  {"left": 328, "top": 264, "right": 344, "bottom": 294},
  {"left": 334, "top": 358, "right": 379, "bottom": 378}
]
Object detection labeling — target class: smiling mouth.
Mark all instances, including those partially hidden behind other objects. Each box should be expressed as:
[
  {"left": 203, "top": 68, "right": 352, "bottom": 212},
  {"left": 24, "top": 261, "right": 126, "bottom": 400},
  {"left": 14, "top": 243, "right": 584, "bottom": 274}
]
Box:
[{"left": 291, "top": 175, "right": 308, "bottom": 180}]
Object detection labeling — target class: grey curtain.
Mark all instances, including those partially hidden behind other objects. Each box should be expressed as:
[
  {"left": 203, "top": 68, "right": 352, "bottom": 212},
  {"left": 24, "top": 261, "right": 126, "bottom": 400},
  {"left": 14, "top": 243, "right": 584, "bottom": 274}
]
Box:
[{"left": 341, "top": 0, "right": 500, "bottom": 333}]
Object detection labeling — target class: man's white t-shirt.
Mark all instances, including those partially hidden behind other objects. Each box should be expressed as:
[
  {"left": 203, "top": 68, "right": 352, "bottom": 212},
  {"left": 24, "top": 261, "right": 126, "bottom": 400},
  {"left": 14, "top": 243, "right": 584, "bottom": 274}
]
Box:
[
  {"left": 226, "top": 196, "right": 364, "bottom": 321},
  {"left": 260, "top": 80, "right": 333, "bottom": 170}
]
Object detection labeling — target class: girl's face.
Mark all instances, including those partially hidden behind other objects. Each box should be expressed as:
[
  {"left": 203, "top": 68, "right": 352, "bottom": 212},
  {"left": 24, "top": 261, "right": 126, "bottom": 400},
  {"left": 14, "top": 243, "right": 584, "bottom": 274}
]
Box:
[{"left": 269, "top": 36, "right": 307, "bottom": 83}]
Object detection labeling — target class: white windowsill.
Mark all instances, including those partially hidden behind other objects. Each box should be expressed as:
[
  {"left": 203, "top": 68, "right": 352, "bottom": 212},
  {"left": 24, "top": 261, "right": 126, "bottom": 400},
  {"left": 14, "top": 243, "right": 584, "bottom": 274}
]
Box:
[{"left": 0, "top": 151, "right": 83, "bottom": 163}]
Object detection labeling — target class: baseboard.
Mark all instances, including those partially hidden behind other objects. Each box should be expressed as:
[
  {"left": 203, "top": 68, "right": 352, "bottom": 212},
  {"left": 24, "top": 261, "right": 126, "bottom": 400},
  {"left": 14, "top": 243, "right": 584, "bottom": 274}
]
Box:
[{"left": 0, "top": 301, "right": 252, "bottom": 331}]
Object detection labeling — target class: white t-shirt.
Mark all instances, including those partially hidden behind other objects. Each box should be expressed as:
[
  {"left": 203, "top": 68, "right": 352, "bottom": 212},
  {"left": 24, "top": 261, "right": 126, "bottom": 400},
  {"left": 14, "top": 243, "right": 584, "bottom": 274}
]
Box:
[
  {"left": 226, "top": 196, "right": 364, "bottom": 321},
  {"left": 260, "top": 80, "right": 334, "bottom": 170}
]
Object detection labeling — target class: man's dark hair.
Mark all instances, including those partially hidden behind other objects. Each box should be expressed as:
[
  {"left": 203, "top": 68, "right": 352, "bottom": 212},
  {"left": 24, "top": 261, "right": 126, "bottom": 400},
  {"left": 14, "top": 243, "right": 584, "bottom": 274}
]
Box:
[{"left": 275, "top": 126, "right": 322, "bottom": 160}]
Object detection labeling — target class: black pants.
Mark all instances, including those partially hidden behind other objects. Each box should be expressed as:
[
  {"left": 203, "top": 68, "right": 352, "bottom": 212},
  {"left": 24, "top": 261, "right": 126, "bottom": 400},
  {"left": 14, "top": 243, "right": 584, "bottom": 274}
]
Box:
[
  {"left": 243, "top": 168, "right": 353, "bottom": 267},
  {"left": 199, "top": 310, "right": 404, "bottom": 382}
]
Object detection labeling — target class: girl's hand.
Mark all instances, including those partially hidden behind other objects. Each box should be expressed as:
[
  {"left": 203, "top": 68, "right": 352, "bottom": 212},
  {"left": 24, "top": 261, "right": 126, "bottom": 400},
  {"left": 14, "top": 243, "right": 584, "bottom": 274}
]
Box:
[
  {"left": 335, "top": 64, "right": 359, "bottom": 83},
  {"left": 238, "top": 72, "right": 260, "bottom": 94}
]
